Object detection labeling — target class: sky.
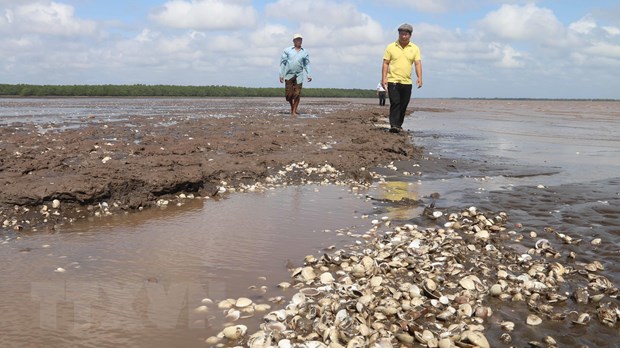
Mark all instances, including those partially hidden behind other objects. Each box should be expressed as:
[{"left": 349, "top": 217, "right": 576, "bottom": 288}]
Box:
[{"left": 1, "top": 0, "right": 619, "bottom": 99}]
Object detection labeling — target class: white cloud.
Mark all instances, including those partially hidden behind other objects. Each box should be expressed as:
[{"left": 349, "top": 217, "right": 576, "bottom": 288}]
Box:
[
  {"left": 603, "top": 26, "right": 620, "bottom": 36},
  {"left": 477, "top": 3, "right": 564, "bottom": 43},
  {"left": 0, "top": 1, "right": 98, "bottom": 36},
  {"left": 265, "top": 0, "right": 385, "bottom": 45},
  {"left": 0, "top": 0, "right": 618, "bottom": 98},
  {"left": 378, "top": 0, "right": 472, "bottom": 13},
  {"left": 569, "top": 16, "right": 597, "bottom": 35},
  {"left": 584, "top": 42, "right": 620, "bottom": 59},
  {"left": 414, "top": 22, "right": 527, "bottom": 70},
  {"left": 490, "top": 42, "right": 525, "bottom": 68},
  {"left": 150, "top": 0, "right": 258, "bottom": 30}
]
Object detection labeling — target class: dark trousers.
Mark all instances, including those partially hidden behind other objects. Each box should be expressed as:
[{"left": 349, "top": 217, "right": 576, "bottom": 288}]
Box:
[
  {"left": 387, "top": 82, "right": 412, "bottom": 128},
  {"left": 378, "top": 92, "right": 386, "bottom": 106}
]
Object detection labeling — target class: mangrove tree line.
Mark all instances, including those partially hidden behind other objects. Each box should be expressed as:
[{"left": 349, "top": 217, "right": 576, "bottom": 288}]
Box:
[{"left": 0, "top": 84, "right": 375, "bottom": 98}]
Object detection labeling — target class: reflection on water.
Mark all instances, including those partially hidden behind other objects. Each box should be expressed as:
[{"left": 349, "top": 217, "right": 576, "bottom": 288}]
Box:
[
  {"left": 377, "top": 181, "right": 423, "bottom": 220},
  {"left": 0, "top": 184, "right": 382, "bottom": 347},
  {"left": 1, "top": 99, "right": 619, "bottom": 347}
]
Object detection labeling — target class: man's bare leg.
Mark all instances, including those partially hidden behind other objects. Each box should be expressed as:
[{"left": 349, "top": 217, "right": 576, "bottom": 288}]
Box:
[
  {"left": 289, "top": 100, "right": 295, "bottom": 115},
  {"left": 292, "top": 97, "right": 300, "bottom": 116}
]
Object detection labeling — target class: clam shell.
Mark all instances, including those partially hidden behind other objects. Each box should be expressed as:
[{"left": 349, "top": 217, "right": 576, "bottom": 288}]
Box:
[
  {"left": 526, "top": 314, "right": 542, "bottom": 326},
  {"left": 459, "top": 275, "right": 479, "bottom": 290},
  {"left": 500, "top": 321, "right": 515, "bottom": 331},
  {"left": 291, "top": 292, "right": 306, "bottom": 306},
  {"left": 235, "top": 297, "right": 253, "bottom": 308},
  {"left": 218, "top": 299, "right": 236, "bottom": 309},
  {"left": 460, "top": 330, "right": 489, "bottom": 348},
  {"left": 266, "top": 321, "right": 287, "bottom": 331},
  {"left": 300, "top": 267, "right": 316, "bottom": 281},
  {"left": 221, "top": 324, "right": 247, "bottom": 340},
  {"left": 415, "top": 330, "right": 435, "bottom": 344},
  {"left": 489, "top": 284, "right": 502, "bottom": 296},
  {"left": 205, "top": 336, "right": 220, "bottom": 345},
  {"left": 225, "top": 309, "right": 241, "bottom": 322},
  {"left": 572, "top": 313, "right": 590, "bottom": 325},
  {"left": 319, "top": 272, "right": 334, "bottom": 284},
  {"left": 299, "top": 288, "right": 320, "bottom": 297},
  {"left": 278, "top": 282, "right": 291, "bottom": 289},
  {"left": 193, "top": 305, "right": 208, "bottom": 314},
  {"left": 370, "top": 276, "right": 383, "bottom": 287},
  {"left": 254, "top": 303, "right": 271, "bottom": 312},
  {"left": 458, "top": 303, "right": 473, "bottom": 317}
]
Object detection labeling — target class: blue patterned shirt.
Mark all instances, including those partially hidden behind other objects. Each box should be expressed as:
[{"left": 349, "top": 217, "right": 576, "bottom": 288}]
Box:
[{"left": 279, "top": 46, "right": 311, "bottom": 82}]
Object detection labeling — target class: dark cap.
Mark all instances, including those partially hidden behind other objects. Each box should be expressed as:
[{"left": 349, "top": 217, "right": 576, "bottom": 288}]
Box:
[{"left": 398, "top": 23, "right": 413, "bottom": 33}]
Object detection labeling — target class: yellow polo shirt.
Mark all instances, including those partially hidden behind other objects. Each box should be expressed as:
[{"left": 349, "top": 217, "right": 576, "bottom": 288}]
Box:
[{"left": 383, "top": 40, "right": 421, "bottom": 84}]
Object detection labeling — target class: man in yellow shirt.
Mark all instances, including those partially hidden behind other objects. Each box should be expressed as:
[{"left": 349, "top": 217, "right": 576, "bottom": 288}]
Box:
[{"left": 381, "top": 23, "right": 423, "bottom": 133}]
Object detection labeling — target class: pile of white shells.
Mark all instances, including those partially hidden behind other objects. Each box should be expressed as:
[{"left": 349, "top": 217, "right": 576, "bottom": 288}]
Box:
[
  {"left": 208, "top": 207, "right": 618, "bottom": 347},
  {"left": 201, "top": 296, "right": 277, "bottom": 345}
]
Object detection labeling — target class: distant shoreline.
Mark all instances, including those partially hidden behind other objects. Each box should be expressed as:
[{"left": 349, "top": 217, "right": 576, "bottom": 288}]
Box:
[
  {"left": 0, "top": 83, "right": 373, "bottom": 98},
  {"left": 0, "top": 84, "right": 617, "bottom": 101}
]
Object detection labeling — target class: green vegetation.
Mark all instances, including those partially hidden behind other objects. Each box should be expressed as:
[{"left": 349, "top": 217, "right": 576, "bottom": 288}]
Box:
[{"left": 0, "top": 84, "right": 374, "bottom": 98}]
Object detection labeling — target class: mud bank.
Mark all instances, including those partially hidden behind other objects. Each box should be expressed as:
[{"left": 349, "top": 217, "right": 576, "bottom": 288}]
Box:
[{"left": 1, "top": 101, "right": 430, "bottom": 231}]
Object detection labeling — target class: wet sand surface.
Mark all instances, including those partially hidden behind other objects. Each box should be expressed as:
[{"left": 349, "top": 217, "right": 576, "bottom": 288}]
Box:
[{"left": 0, "top": 98, "right": 619, "bottom": 347}]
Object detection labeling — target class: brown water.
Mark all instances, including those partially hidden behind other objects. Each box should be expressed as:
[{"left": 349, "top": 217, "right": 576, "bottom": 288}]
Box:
[{"left": 1, "top": 98, "right": 619, "bottom": 347}]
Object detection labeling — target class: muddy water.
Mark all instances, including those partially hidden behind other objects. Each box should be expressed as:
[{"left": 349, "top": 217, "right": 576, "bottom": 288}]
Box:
[
  {"left": 1, "top": 98, "right": 619, "bottom": 347},
  {"left": 1, "top": 185, "right": 379, "bottom": 347}
]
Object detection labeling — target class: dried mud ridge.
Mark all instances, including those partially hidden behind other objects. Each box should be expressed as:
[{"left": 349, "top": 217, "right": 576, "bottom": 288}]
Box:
[{"left": 0, "top": 105, "right": 422, "bottom": 231}]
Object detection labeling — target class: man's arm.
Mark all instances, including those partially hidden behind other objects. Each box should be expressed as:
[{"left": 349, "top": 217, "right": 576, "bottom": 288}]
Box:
[
  {"left": 304, "top": 52, "right": 312, "bottom": 82},
  {"left": 381, "top": 59, "right": 390, "bottom": 90},
  {"left": 415, "top": 60, "right": 423, "bottom": 88},
  {"left": 279, "top": 50, "right": 288, "bottom": 83}
]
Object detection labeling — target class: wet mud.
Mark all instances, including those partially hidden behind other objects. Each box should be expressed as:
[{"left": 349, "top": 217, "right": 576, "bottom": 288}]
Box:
[
  {"left": 1, "top": 98, "right": 618, "bottom": 348},
  {"left": 1, "top": 101, "right": 426, "bottom": 231}
]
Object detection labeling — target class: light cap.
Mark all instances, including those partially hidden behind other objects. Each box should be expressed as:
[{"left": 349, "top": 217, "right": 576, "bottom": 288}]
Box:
[{"left": 398, "top": 23, "right": 413, "bottom": 33}]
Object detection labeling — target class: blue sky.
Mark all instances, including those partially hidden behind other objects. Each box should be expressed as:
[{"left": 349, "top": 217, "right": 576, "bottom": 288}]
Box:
[{"left": 1, "top": 0, "right": 619, "bottom": 99}]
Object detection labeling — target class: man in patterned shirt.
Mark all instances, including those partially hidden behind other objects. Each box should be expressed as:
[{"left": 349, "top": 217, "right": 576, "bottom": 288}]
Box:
[{"left": 279, "top": 33, "right": 312, "bottom": 117}]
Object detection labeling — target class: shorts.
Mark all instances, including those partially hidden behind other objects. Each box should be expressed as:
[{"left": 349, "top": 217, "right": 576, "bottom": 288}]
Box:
[{"left": 285, "top": 76, "right": 303, "bottom": 102}]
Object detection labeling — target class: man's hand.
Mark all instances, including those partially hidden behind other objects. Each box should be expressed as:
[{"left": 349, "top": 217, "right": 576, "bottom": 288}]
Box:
[{"left": 417, "top": 78, "right": 423, "bottom": 89}]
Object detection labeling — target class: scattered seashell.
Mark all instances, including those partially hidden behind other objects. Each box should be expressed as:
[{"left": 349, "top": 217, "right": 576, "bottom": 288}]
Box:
[
  {"left": 205, "top": 336, "right": 220, "bottom": 345},
  {"left": 218, "top": 299, "right": 236, "bottom": 309},
  {"left": 254, "top": 303, "right": 271, "bottom": 312},
  {"left": 299, "top": 288, "right": 320, "bottom": 297},
  {"left": 277, "top": 282, "right": 291, "bottom": 289},
  {"left": 460, "top": 330, "right": 489, "bottom": 348},
  {"left": 319, "top": 272, "right": 334, "bottom": 284},
  {"left": 489, "top": 284, "right": 502, "bottom": 296},
  {"left": 225, "top": 309, "right": 240, "bottom": 322},
  {"left": 221, "top": 325, "right": 247, "bottom": 340},
  {"left": 572, "top": 313, "right": 590, "bottom": 325},
  {"left": 235, "top": 297, "right": 253, "bottom": 308},
  {"left": 526, "top": 314, "right": 542, "bottom": 326},
  {"left": 300, "top": 267, "right": 316, "bottom": 281},
  {"left": 193, "top": 305, "right": 208, "bottom": 314},
  {"left": 501, "top": 321, "right": 515, "bottom": 331}
]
